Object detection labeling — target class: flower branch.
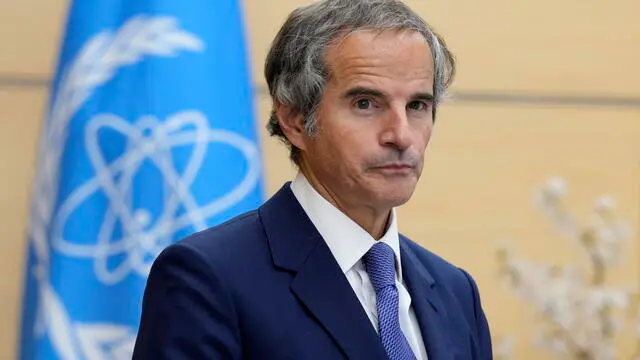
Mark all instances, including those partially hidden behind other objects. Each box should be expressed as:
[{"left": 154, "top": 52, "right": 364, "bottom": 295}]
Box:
[{"left": 494, "top": 177, "right": 637, "bottom": 360}]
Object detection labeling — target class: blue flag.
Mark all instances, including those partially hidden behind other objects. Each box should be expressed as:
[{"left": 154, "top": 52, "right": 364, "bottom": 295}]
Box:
[{"left": 19, "top": 1, "right": 264, "bottom": 358}]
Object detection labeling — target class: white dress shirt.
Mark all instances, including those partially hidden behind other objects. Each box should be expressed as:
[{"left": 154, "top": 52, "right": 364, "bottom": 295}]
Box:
[{"left": 290, "top": 172, "right": 428, "bottom": 360}]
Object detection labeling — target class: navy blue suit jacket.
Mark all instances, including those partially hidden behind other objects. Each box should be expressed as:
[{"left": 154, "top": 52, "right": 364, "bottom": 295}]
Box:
[{"left": 132, "top": 183, "right": 493, "bottom": 359}]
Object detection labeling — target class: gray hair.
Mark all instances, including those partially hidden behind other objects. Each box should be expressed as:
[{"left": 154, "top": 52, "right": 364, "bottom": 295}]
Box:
[{"left": 264, "top": 0, "right": 456, "bottom": 165}]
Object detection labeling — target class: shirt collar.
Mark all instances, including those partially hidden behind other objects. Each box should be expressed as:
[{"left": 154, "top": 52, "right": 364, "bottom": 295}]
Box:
[{"left": 289, "top": 172, "right": 403, "bottom": 280}]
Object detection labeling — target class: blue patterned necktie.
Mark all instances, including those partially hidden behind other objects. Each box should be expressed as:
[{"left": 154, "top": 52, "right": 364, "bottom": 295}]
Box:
[{"left": 364, "top": 242, "right": 417, "bottom": 360}]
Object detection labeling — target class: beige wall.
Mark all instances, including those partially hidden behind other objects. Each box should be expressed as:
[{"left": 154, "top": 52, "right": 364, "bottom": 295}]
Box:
[{"left": 1, "top": 1, "right": 639, "bottom": 359}]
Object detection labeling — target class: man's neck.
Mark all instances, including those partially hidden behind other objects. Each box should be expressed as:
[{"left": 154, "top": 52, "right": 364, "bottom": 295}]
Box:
[{"left": 299, "top": 169, "right": 391, "bottom": 240}]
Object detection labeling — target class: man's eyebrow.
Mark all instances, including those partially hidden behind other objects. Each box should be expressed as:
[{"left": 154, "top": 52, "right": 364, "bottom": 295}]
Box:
[
  {"left": 343, "top": 86, "right": 385, "bottom": 99},
  {"left": 343, "top": 87, "right": 435, "bottom": 103},
  {"left": 411, "top": 92, "right": 435, "bottom": 102}
]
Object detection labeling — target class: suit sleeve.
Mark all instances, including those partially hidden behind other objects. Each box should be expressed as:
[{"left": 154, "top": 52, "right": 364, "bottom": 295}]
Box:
[
  {"left": 459, "top": 268, "right": 493, "bottom": 360},
  {"left": 132, "top": 242, "right": 242, "bottom": 360}
]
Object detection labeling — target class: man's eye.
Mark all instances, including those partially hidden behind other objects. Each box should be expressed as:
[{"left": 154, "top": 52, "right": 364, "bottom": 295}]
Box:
[
  {"left": 408, "top": 101, "right": 428, "bottom": 111},
  {"left": 355, "top": 99, "right": 373, "bottom": 110}
]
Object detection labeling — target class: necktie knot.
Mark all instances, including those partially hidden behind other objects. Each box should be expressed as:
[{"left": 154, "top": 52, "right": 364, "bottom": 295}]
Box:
[{"left": 363, "top": 242, "right": 396, "bottom": 292}]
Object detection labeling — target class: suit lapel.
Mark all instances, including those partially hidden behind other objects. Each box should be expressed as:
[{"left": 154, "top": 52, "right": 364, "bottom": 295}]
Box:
[
  {"left": 259, "top": 184, "right": 387, "bottom": 360},
  {"left": 400, "top": 239, "right": 457, "bottom": 360},
  {"left": 290, "top": 239, "right": 388, "bottom": 360}
]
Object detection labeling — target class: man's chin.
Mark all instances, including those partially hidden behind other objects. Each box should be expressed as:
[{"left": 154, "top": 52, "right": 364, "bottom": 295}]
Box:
[
  {"left": 388, "top": 194, "right": 414, "bottom": 207},
  {"left": 377, "top": 185, "right": 417, "bottom": 208}
]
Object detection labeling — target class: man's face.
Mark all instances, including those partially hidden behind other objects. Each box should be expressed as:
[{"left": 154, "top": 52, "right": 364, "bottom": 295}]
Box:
[{"left": 299, "top": 29, "right": 435, "bottom": 211}]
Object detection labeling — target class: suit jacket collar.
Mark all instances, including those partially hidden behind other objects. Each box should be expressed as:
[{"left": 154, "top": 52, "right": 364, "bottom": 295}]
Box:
[{"left": 259, "top": 182, "right": 319, "bottom": 271}]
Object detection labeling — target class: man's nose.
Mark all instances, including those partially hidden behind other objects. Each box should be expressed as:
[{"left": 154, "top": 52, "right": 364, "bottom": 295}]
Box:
[{"left": 379, "top": 107, "right": 412, "bottom": 151}]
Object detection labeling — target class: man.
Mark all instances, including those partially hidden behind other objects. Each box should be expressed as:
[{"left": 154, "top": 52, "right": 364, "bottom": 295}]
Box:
[{"left": 132, "top": 0, "right": 492, "bottom": 359}]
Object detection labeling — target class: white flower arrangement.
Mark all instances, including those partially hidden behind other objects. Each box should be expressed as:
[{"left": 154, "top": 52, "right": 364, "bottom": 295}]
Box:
[{"left": 495, "top": 177, "right": 638, "bottom": 360}]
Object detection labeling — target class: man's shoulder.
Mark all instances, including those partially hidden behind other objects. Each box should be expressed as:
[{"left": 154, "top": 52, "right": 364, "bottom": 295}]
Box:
[
  {"left": 400, "top": 234, "right": 461, "bottom": 274},
  {"left": 167, "top": 209, "right": 267, "bottom": 266},
  {"left": 154, "top": 182, "right": 300, "bottom": 274},
  {"left": 399, "top": 234, "right": 479, "bottom": 298}
]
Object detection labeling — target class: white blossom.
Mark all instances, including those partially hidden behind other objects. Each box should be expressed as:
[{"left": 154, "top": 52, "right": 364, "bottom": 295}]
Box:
[
  {"left": 495, "top": 336, "right": 516, "bottom": 359},
  {"left": 545, "top": 177, "right": 567, "bottom": 199},
  {"left": 595, "top": 196, "right": 616, "bottom": 216}
]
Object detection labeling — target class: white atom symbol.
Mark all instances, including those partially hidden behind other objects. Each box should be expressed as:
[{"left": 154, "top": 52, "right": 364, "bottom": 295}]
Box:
[{"left": 51, "top": 110, "right": 261, "bottom": 284}]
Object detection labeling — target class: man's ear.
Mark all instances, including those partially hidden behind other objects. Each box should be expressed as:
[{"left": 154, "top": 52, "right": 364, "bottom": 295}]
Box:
[{"left": 275, "top": 102, "right": 308, "bottom": 151}]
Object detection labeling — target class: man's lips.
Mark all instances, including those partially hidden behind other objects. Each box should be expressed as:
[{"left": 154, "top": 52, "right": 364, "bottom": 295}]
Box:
[
  {"left": 373, "top": 163, "right": 414, "bottom": 169},
  {"left": 370, "top": 163, "right": 415, "bottom": 174}
]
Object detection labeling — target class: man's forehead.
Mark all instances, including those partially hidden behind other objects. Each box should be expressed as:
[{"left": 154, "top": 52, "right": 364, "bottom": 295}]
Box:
[
  {"left": 328, "top": 30, "right": 431, "bottom": 61},
  {"left": 324, "top": 30, "right": 435, "bottom": 83},
  {"left": 330, "top": 28, "right": 428, "bottom": 53}
]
